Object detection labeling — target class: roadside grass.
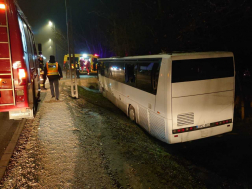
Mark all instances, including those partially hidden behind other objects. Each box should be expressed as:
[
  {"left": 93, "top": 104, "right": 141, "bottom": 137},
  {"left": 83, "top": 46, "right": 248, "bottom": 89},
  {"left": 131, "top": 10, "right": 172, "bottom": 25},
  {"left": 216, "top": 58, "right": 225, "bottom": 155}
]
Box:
[
  {"left": 77, "top": 85, "right": 205, "bottom": 189},
  {"left": 108, "top": 119, "right": 204, "bottom": 189},
  {"left": 77, "top": 86, "right": 121, "bottom": 113},
  {"left": 75, "top": 79, "right": 252, "bottom": 188}
]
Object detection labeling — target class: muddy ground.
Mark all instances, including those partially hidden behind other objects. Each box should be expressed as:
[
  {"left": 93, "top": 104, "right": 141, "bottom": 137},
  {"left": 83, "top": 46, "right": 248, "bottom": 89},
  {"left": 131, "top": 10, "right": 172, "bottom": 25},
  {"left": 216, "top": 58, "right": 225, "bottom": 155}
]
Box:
[{"left": 0, "top": 77, "right": 251, "bottom": 189}]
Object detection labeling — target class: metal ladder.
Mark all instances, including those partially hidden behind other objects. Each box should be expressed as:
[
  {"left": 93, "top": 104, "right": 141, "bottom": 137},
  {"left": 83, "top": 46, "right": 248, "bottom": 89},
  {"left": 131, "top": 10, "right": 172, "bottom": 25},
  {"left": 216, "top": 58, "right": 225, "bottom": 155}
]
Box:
[{"left": 0, "top": 0, "right": 15, "bottom": 107}]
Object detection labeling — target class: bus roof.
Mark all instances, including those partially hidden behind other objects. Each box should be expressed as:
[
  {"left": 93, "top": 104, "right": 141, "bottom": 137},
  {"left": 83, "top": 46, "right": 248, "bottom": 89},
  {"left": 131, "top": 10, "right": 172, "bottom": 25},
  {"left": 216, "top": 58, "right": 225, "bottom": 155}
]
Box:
[{"left": 98, "top": 51, "right": 233, "bottom": 61}]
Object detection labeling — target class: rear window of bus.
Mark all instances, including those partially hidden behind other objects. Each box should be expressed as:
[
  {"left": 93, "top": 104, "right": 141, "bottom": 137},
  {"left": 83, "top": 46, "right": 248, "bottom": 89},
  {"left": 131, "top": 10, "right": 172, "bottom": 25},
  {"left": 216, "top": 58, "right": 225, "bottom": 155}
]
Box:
[{"left": 172, "top": 57, "right": 234, "bottom": 83}]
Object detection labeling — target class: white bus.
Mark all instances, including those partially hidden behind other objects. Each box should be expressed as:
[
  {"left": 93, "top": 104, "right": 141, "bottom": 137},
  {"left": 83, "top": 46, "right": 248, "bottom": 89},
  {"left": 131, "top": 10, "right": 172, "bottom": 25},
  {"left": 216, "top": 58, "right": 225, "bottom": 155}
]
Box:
[{"left": 98, "top": 52, "right": 235, "bottom": 144}]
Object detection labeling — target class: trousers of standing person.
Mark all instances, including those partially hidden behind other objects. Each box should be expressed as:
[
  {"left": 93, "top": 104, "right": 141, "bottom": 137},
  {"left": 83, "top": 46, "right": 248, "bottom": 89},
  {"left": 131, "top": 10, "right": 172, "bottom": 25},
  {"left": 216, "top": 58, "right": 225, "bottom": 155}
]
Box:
[
  {"left": 49, "top": 79, "right": 59, "bottom": 99},
  {"left": 43, "top": 55, "right": 63, "bottom": 100}
]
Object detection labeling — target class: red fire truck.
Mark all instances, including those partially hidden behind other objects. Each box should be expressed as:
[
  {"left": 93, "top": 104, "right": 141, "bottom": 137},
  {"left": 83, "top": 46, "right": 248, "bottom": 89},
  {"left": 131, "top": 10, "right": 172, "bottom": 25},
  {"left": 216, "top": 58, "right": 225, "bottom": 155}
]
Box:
[{"left": 0, "top": 0, "right": 40, "bottom": 119}]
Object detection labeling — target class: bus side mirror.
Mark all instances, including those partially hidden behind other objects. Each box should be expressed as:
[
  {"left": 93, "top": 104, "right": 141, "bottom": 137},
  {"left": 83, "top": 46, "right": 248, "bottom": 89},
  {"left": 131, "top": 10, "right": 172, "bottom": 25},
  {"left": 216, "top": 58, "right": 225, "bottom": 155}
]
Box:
[{"left": 38, "top": 43, "right": 42, "bottom": 55}]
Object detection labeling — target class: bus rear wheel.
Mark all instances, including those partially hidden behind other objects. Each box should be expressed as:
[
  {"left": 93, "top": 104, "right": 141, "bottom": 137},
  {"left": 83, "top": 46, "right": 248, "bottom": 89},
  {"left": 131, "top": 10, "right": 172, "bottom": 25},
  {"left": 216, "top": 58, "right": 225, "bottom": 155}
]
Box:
[{"left": 129, "top": 105, "right": 135, "bottom": 122}]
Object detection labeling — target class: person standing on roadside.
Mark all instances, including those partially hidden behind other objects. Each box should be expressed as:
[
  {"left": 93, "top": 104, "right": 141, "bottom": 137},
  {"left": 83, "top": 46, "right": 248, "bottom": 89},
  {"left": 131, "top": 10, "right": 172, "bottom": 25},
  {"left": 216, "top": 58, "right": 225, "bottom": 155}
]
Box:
[
  {"left": 80, "top": 58, "right": 85, "bottom": 72},
  {"left": 86, "top": 59, "right": 91, "bottom": 75},
  {"left": 43, "top": 55, "right": 63, "bottom": 100}
]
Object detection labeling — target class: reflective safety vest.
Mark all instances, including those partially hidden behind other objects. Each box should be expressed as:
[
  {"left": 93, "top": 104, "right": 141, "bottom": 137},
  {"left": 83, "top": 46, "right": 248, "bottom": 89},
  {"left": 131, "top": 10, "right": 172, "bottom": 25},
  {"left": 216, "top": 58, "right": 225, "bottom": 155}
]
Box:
[{"left": 46, "top": 62, "right": 59, "bottom": 76}]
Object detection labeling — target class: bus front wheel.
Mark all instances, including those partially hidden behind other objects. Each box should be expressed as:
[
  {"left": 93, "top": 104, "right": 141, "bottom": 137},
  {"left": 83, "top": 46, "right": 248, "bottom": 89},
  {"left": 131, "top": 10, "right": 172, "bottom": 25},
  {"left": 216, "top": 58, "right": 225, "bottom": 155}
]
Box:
[{"left": 129, "top": 105, "right": 135, "bottom": 122}]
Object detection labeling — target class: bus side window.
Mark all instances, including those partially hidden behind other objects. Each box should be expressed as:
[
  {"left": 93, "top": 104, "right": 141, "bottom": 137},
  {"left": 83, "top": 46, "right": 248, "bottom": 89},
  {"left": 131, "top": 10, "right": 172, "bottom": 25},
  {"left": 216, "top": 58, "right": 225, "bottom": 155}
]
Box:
[
  {"left": 151, "top": 63, "right": 160, "bottom": 91},
  {"left": 109, "top": 62, "right": 125, "bottom": 83},
  {"left": 125, "top": 63, "right": 136, "bottom": 85},
  {"left": 104, "top": 62, "right": 110, "bottom": 77},
  {"left": 136, "top": 62, "right": 160, "bottom": 94},
  {"left": 98, "top": 62, "right": 104, "bottom": 76},
  {"left": 98, "top": 62, "right": 102, "bottom": 75}
]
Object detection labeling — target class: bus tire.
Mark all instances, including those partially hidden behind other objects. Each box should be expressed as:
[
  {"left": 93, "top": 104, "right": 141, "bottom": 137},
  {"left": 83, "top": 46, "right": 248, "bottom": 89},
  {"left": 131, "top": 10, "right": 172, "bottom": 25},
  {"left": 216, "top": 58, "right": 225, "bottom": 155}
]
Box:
[{"left": 129, "top": 105, "right": 135, "bottom": 122}]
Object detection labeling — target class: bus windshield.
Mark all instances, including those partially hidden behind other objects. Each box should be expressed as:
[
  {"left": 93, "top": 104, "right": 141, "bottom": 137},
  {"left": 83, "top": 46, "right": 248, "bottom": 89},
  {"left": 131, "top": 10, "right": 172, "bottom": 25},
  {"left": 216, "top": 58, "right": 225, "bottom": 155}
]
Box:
[{"left": 172, "top": 57, "right": 234, "bottom": 83}]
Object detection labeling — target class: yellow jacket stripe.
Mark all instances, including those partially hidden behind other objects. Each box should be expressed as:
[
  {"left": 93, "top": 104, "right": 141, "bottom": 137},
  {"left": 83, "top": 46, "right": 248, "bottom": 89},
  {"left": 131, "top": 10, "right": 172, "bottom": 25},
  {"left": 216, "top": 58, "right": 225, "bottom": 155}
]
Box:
[{"left": 46, "top": 62, "right": 59, "bottom": 76}]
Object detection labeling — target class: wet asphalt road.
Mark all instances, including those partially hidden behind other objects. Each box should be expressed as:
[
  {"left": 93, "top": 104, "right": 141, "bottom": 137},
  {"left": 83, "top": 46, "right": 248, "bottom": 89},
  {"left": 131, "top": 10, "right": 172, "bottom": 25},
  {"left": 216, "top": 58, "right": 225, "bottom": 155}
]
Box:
[{"left": 0, "top": 113, "right": 20, "bottom": 159}]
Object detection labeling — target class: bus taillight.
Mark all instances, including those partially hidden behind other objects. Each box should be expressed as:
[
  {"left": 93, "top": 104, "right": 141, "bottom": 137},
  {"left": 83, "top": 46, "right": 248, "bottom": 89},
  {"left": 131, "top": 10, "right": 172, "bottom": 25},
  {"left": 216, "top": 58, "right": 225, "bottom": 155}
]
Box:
[
  {"left": 18, "top": 68, "right": 26, "bottom": 85},
  {"left": 172, "top": 119, "right": 232, "bottom": 134}
]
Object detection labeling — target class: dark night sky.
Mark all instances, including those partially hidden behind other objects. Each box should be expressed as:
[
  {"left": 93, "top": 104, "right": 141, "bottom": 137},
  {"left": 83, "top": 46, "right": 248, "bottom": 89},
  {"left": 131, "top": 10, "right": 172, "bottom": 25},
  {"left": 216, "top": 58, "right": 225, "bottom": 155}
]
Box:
[
  {"left": 17, "top": 0, "right": 100, "bottom": 61},
  {"left": 17, "top": 0, "right": 66, "bottom": 33},
  {"left": 17, "top": 0, "right": 67, "bottom": 63},
  {"left": 16, "top": 0, "right": 252, "bottom": 70}
]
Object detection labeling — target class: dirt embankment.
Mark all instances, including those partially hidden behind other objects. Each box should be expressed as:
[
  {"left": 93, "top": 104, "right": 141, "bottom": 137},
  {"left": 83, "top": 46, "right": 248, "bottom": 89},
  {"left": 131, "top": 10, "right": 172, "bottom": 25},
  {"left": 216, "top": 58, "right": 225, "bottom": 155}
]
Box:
[{"left": 60, "top": 80, "right": 205, "bottom": 189}]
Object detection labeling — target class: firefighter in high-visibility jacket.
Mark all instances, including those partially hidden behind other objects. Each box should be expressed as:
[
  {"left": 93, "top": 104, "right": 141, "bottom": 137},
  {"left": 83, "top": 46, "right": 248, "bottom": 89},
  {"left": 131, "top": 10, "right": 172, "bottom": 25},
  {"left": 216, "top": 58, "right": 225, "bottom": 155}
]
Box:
[{"left": 43, "top": 55, "right": 63, "bottom": 100}]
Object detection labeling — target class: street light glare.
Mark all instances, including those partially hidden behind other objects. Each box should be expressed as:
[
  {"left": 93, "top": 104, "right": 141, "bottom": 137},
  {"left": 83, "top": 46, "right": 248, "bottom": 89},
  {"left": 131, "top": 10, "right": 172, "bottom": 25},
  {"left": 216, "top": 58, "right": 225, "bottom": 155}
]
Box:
[{"left": 49, "top": 21, "right": 53, "bottom": 26}]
